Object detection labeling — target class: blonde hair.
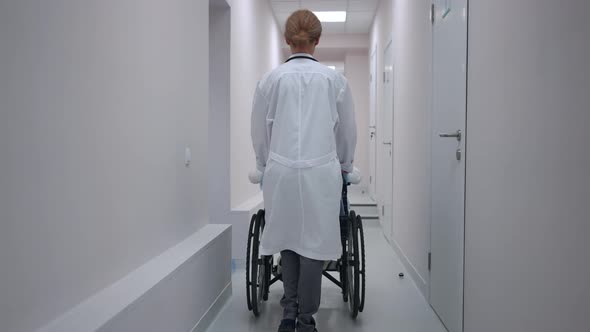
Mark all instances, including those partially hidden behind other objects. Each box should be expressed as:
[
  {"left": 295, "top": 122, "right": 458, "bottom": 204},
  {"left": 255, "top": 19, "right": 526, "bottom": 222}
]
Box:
[{"left": 284, "top": 10, "right": 322, "bottom": 47}]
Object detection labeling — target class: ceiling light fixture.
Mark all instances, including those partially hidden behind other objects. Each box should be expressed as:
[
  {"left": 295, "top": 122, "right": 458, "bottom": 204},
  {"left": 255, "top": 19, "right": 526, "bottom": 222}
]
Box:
[{"left": 313, "top": 11, "right": 347, "bottom": 23}]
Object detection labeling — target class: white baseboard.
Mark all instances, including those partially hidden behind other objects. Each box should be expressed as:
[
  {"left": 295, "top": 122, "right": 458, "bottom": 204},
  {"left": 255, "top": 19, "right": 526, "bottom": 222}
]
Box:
[
  {"left": 36, "top": 224, "right": 232, "bottom": 332},
  {"left": 191, "top": 281, "right": 232, "bottom": 332},
  {"left": 385, "top": 234, "right": 430, "bottom": 300}
]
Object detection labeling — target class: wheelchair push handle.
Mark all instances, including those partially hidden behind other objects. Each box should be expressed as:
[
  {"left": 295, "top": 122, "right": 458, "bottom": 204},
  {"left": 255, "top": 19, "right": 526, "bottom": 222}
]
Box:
[
  {"left": 343, "top": 167, "right": 362, "bottom": 185},
  {"left": 248, "top": 169, "right": 263, "bottom": 184},
  {"left": 247, "top": 167, "right": 362, "bottom": 185}
]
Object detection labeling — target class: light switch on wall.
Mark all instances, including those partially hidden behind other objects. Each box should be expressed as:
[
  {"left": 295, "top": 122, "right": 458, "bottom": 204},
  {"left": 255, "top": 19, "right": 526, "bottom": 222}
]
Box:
[{"left": 185, "top": 147, "right": 191, "bottom": 167}]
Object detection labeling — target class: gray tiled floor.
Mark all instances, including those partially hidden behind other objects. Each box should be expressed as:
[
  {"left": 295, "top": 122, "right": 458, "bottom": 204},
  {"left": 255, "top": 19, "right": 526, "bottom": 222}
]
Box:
[{"left": 205, "top": 222, "right": 447, "bottom": 332}]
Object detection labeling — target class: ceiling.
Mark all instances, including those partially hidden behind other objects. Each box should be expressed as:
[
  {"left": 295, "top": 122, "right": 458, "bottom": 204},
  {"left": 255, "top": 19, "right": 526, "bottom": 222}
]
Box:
[{"left": 270, "top": 0, "right": 380, "bottom": 34}]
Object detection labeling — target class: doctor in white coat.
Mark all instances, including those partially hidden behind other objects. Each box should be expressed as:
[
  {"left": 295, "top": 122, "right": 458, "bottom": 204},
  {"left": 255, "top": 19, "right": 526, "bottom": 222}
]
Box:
[{"left": 251, "top": 9, "right": 356, "bottom": 332}]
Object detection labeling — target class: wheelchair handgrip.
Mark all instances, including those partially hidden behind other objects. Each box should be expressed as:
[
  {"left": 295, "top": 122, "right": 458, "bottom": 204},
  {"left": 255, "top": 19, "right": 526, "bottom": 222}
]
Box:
[
  {"left": 248, "top": 170, "right": 263, "bottom": 184},
  {"left": 345, "top": 167, "right": 362, "bottom": 185},
  {"left": 347, "top": 172, "right": 362, "bottom": 185},
  {"left": 249, "top": 168, "right": 361, "bottom": 185}
]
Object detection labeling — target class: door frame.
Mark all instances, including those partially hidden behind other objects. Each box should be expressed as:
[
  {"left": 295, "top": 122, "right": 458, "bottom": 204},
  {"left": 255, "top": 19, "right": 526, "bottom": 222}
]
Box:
[
  {"left": 380, "top": 38, "right": 395, "bottom": 240},
  {"left": 369, "top": 45, "right": 378, "bottom": 200}
]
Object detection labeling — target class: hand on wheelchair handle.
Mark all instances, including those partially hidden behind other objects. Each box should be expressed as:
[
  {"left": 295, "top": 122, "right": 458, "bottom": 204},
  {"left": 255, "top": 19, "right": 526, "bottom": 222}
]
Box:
[
  {"left": 248, "top": 169, "right": 263, "bottom": 185},
  {"left": 344, "top": 167, "right": 362, "bottom": 185},
  {"left": 249, "top": 167, "right": 360, "bottom": 186}
]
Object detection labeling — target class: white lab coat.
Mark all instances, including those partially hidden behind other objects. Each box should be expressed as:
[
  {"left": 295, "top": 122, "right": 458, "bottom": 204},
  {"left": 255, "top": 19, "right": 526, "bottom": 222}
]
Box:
[{"left": 251, "top": 53, "right": 357, "bottom": 261}]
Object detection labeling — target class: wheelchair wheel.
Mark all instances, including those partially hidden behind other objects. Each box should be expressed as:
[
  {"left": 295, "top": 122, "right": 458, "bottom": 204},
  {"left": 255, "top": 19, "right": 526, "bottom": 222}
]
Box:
[
  {"left": 347, "top": 211, "right": 360, "bottom": 318},
  {"left": 246, "top": 213, "right": 256, "bottom": 311},
  {"left": 340, "top": 216, "right": 349, "bottom": 303},
  {"left": 246, "top": 210, "right": 266, "bottom": 316},
  {"left": 263, "top": 255, "right": 273, "bottom": 301},
  {"left": 356, "top": 214, "right": 366, "bottom": 312},
  {"left": 340, "top": 258, "right": 348, "bottom": 303}
]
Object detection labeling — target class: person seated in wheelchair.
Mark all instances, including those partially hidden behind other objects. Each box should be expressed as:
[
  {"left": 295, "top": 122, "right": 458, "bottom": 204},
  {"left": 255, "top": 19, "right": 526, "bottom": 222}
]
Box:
[{"left": 250, "top": 9, "right": 357, "bottom": 332}]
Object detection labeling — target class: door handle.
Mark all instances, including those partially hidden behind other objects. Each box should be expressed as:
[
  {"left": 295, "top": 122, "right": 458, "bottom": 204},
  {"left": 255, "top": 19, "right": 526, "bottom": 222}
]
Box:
[
  {"left": 439, "top": 130, "right": 462, "bottom": 142},
  {"left": 382, "top": 141, "right": 392, "bottom": 145}
]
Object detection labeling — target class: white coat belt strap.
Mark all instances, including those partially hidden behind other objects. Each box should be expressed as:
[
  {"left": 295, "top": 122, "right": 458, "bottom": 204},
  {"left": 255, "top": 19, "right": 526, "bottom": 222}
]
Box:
[{"left": 269, "top": 151, "right": 337, "bottom": 169}]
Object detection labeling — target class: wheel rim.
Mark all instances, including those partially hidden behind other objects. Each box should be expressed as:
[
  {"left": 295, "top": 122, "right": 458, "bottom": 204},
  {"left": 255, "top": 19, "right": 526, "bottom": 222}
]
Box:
[
  {"left": 258, "top": 212, "right": 267, "bottom": 303},
  {"left": 347, "top": 212, "right": 360, "bottom": 317},
  {"left": 347, "top": 220, "right": 354, "bottom": 311},
  {"left": 263, "top": 255, "right": 272, "bottom": 301},
  {"left": 246, "top": 213, "right": 256, "bottom": 311},
  {"left": 251, "top": 210, "right": 266, "bottom": 316},
  {"left": 257, "top": 260, "right": 265, "bottom": 302},
  {"left": 357, "top": 215, "right": 366, "bottom": 312}
]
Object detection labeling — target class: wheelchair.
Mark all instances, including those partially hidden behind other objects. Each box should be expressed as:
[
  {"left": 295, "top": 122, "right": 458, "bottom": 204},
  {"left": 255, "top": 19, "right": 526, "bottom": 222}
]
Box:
[{"left": 246, "top": 177, "right": 366, "bottom": 318}]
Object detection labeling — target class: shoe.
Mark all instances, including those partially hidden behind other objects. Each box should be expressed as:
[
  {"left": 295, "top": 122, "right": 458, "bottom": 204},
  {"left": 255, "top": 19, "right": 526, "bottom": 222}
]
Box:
[
  {"left": 296, "top": 319, "right": 318, "bottom": 332},
  {"left": 278, "top": 319, "right": 296, "bottom": 332}
]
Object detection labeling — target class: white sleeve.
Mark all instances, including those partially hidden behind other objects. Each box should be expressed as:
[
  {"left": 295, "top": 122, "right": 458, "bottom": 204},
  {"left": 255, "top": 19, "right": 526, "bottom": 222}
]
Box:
[
  {"left": 335, "top": 81, "right": 357, "bottom": 173},
  {"left": 251, "top": 83, "right": 270, "bottom": 173}
]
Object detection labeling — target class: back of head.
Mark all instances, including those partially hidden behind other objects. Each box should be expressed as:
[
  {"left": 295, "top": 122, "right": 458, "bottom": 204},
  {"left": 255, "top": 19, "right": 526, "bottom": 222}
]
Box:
[{"left": 284, "top": 10, "right": 322, "bottom": 48}]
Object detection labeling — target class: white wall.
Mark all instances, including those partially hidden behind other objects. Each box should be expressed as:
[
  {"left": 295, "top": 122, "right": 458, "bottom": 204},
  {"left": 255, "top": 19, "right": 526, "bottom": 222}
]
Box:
[
  {"left": 209, "top": 1, "right": 231, "bottom": 224},
  {"left": 464, "top": 1, "right": 590, "bottom": 331},
  {"left": 323, "top": 61, "right": 345, "bottom": 74},
  {"left": 318, "top": 34, "right": 372, "bottom": 49},
  {"left": 230, "top": 0, "right": 283, "bottom": 207},
  {"left": 344, "top": 54, "right": 370, "bottom": 189},
  {"left": 370, "top": 0, "right": 433, "bottom": 295},
  {"left": 370, "top": 0, "right": 393, "bottom": 207},
  {"left": 285, "top": 34, "right": 370, "bottom": 61},
  {"left": 390, "top": 0, "right": 433, "bottom": 295},
  {"left": 37, "top": 225, "right": 231, "bottom": 332},
  {"left": 0, "top": 1, "right": 209, "bottom": 331}
]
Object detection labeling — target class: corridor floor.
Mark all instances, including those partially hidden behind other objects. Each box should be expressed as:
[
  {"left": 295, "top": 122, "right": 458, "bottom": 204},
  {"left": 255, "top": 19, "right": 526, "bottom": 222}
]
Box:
[{"left": 205, "top": 221, "right": 447, "bottom": 332}]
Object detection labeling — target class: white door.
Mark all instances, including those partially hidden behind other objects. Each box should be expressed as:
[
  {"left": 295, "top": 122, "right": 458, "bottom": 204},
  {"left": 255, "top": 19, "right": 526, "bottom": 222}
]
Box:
[
  {"left": 369, "top": 47, "right": 378, "bottom": 200},
  {"left": 380, "top": 41, "right": 394, "bottom": 240},
  {"left": 429, "top": 1, "right": 468, "bottom": 332}
]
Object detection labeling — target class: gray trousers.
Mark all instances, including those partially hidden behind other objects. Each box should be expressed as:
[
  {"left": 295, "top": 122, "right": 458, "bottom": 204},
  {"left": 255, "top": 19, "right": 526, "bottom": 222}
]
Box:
[{"left": 280, "top": 250, "right": 324, "bottom": 332}]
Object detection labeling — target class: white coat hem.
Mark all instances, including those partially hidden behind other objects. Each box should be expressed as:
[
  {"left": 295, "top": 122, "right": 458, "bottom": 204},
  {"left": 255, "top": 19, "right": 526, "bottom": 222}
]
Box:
[{"left": 260, "top": 246, "right": 341, "bottom": 261}]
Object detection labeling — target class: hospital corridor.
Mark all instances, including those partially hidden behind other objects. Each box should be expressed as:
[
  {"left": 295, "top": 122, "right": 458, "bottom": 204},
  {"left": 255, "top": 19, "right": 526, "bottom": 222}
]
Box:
[{"left": 1, "top": 1, "right": 589, "bottom": 332}]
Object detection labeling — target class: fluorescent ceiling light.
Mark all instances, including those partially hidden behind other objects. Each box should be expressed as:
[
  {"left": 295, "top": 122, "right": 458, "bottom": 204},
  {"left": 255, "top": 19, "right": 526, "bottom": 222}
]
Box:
[
  {"left": 327, "top": 65, "right": 336, "bottom": 70},
  {"left": 314, "top": 11, "right": 347, "bottom": 23}
]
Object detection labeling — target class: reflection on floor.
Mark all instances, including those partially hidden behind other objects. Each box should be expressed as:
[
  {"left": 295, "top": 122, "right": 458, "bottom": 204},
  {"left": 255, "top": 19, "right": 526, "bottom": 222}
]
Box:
[{"left": 205, "top": 222, "right": 447, "bottom": 332}]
